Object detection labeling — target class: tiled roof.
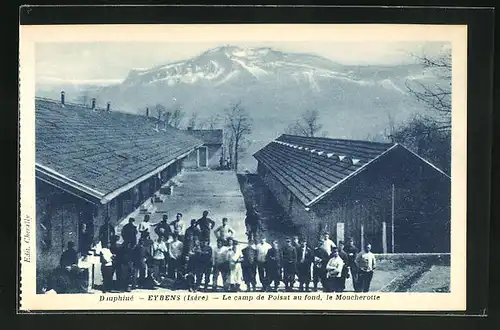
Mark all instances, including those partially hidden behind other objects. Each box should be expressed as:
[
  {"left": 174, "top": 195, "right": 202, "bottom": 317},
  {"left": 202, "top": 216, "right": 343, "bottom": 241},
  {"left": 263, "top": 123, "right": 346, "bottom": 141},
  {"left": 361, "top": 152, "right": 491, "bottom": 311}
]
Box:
[
  {"left": 36, "top": 98, "right": 204, "bottom": 200},
  {"left": 253, "top": 134, "right": 395, "bottom": 206},
  {"left": 185, "top": 129, "right": 223, "bottom": 145}
]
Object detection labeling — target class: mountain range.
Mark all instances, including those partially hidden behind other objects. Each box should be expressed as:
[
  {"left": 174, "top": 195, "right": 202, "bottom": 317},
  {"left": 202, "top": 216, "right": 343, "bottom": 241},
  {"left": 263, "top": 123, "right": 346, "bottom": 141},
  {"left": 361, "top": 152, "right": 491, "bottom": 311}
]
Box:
[{"left": 36, "top": 45, "right": 443, "bottom": 171}]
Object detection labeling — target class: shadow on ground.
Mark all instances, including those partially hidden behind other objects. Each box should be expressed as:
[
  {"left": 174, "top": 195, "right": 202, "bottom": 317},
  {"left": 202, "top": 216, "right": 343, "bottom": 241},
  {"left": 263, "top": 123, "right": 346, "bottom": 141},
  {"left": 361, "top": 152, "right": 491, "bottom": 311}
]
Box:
[{"left": 237, "top": 173, "right": 302, "bottom": 242}]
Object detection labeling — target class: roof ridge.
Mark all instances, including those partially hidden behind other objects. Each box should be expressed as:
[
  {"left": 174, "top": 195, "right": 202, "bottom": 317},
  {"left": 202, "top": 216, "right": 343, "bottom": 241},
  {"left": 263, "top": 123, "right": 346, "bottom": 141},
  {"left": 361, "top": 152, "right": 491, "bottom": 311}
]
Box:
[{"left": 278, "top": 133, "right": 395, "bottom": 146}]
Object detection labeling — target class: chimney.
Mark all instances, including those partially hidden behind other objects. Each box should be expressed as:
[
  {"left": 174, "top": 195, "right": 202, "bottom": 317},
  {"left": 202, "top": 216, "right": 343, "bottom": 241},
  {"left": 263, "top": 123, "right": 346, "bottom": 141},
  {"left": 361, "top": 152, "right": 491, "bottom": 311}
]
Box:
[
  {"left": 187, "top": 126, "right": 193, "bottom": 131},
  {"left": 91, "top": 98, "right": 96, "bottom": 110},
  {"left": 146, "top": 107, "right": 149, "bottom": 117},
  {"left": 60, "top": 91, "right": 65, "bottom": 105},
  {"left": 106, "top": 102, "right": 111, "bottom": 112}
]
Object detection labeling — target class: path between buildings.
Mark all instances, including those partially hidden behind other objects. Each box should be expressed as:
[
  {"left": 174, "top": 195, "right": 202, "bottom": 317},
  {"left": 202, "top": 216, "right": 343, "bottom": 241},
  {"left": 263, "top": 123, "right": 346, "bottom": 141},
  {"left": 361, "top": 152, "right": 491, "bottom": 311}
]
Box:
[{"left": 117, "top": 170, "right": 248, "bottom": 246}]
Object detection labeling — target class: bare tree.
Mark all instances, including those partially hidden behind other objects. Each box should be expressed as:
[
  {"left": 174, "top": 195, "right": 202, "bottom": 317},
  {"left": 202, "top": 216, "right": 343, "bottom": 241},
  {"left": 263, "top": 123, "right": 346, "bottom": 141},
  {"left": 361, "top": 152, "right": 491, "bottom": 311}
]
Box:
[
  {"left": 285, "top": 109, "right": 324, "bottom": 137},
  {"left": 169, "top": 106, "right": 185, "bottom": 129},
  {"left": 153, "top": 103, "right": 185, "bottom": 129},
  {"left": 224, "top": 101, "right": 252, "bottom": 172},
  {"left": 199, "top": 114, "right": 222, "bottom": 130},
  {"left": 405, "top": 50, "right": 451, "bottom": 130},
  {"left": 384, "top": 109, "right": 397, "bottom": 143}
]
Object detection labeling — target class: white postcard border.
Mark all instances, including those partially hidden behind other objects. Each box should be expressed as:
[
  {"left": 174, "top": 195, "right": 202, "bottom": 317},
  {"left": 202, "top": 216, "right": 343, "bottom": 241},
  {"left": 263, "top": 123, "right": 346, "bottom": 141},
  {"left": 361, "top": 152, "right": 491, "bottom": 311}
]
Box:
[{"left": 19, "top": 23, "right": 467, "bottom": 311}]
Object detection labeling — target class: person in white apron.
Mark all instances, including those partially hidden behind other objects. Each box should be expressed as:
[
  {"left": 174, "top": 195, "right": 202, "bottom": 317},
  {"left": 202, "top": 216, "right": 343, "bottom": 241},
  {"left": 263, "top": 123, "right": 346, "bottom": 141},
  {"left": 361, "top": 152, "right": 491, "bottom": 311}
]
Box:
[{"left": 227, "top": 241, "right": 243, "bottom": 292}]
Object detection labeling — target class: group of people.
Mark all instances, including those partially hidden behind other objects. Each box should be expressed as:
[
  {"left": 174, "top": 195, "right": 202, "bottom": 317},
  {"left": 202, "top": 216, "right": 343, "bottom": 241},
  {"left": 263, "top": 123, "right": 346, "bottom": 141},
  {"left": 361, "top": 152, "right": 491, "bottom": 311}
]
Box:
[
  {"left": 236, "top": 233, "right": 377, "bottom": 293},
  {"left": 92, "top": 207, "right": 377, "bottom": 293},
  {"left": 97, "top": 210, "right": 243, "bottom": 292}
]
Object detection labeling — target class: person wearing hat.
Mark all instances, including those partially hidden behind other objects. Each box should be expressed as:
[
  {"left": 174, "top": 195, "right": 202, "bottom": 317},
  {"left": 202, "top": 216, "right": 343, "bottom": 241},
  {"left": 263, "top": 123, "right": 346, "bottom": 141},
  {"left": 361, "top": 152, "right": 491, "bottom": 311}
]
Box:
[
  {"left": 121, "top": 218, "right": 138, "bottom": 247},
  {"left": 337, "top": 240, "right": 350, "bottom": 291},
  {"left": 241, "top": 239, "right": 258, "bottom": 292},
  {"left": 312, "top": 237, "right": 329, "bottom": 292},
  {"left": 344, "top": 237, "right": 359, "bottom": 291},
  {"left": 265, "top": 239, "right": 283, "bottom": 292},
  {"left": 183, "top": 219, "right": 201, "bottom": 257},
  {"left": 282, "top": 237, "right": 298, "bottom": 291},
  {"left": 296, "top": 237, "right": 314, "bottom": 292},
  {"left": 196, "top": 239, "right": 213, "bottom": 291}
]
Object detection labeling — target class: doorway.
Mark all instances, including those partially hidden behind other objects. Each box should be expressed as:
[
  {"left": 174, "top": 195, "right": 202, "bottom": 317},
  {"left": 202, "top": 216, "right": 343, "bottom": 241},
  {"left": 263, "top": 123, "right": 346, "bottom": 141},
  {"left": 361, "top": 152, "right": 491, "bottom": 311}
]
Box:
[{"left": 198, "top": 146, "right": 208, "bottom": 168}]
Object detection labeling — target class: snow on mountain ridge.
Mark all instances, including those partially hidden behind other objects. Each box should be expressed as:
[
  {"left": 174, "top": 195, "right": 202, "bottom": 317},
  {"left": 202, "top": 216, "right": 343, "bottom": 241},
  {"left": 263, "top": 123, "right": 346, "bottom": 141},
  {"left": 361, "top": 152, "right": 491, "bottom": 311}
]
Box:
[{"left": 122, "top": 45, "right": 357, "bottom": 87}]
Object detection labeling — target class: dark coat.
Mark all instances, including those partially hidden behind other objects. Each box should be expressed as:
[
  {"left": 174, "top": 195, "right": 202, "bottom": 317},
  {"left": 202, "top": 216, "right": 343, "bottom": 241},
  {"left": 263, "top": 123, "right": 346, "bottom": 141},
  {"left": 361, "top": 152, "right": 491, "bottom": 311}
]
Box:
[
  {"left": 121, "top": 223, "right": 138, "bottom": 243},
  {"left": 241, "top": 246, "right": 258, "bottom": 267},
  {"left": 266, "top": 248, "right": 283, "bottom": 270},
  {"left": 154, "top": 221, "right": 172, "bottom": 237},
  {"left": 60, "top": 249, "right": 78, "bottom": 268},
  {"left": 282, "top": 245, "right": 297, "bottom": 265},
  {"left": 344, "top": 244, "right": 358, "bottom": 267},
  {"left": 197, "top": 245, "right": 213, "bottom": 269},
  {"left": 313, "top": 247, "right": 329, "bottom": 270},
  {"left": 297, "top": 246, "right": 314, "bottom": 266}
]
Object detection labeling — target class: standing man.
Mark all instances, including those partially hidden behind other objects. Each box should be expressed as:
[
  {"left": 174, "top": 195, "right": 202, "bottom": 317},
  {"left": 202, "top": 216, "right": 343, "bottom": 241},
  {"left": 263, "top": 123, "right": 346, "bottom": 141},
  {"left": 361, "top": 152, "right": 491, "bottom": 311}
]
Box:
[
  {"left": 355, "top": 243, "right": 376, "bottom": 293},
  {"left": 265, "top": 239, "right": 283, "bottom": 292},
  {"left": 99, "top": 217, "right": 115, "bottom": 246},
  {"left": 132, "top": 238, "right": 149, "bottom": 289},
  {"left": 150, "top": 236, "right": 168, "bottom": 286},
  {"left": 170, "top": 213, "right": 184, "bottom": 241},
  {"left": 296, "top": 237, "right": 313, "bottom": 292},
  {"left": 119, "top": 242, "right": 135, "bottom": 292},
  {"left": 256, "top": 236, "right": 272, "bottom": 291},
  {"left": 282, "top": 237, "right": 297, "bottom": 291},
  {"left": 244, "top": 208, "right": 260, "bottom": 241},
  {"left": 337, "top": 241, "right": 350, "bottom": 292},
  {"left": 326, "top": 247, "right": 345, "bottom": 292},
  {"left": 167, "top": 234, "right": 184, "bottom": 282},
  {"left": 227, "top": 240, "right": 243, "bottom": 292},
  {"left": 78, "top": 222, "right": 93, "bottom": 256},
  {"left": 214, "top": 217, "right": 235, "bottom": 245},
  {"left": 185, "top": 238, "right": 201, "bottom": 292},
  {"left": 138, "top": 214, "right": 152, "bottom": 239},
  {"left": 212, "top": 239, "right": 230, "bottom": 291},
  {"left": 99, "top": 241, "right": 114, "bottom": 293},
  {"left": 344, "top": 237, "right": 359, "bottom": 292},
  {"left": 196, "top": 210, "right": 216, "bottom": 245},
  {"left": 312, "top": 238, "right": 329, "bottom": 292},
  {"left": 241, "top": 239, "right": 258, "bottom": 292},
  {"left": 321, "top": 232, "right": 336, "bottom": 256},
  {"left": 154, "top": 215, "right": 172, "bottom": 240},
  {"left": 196, "top": 240, "right": 213, "bottom": 291},
  {"left": 183, "top": 219, "right": 201, "bottom": 257},
  {"left": 121, "top": 218, "right": 138, "bottom": 247}
]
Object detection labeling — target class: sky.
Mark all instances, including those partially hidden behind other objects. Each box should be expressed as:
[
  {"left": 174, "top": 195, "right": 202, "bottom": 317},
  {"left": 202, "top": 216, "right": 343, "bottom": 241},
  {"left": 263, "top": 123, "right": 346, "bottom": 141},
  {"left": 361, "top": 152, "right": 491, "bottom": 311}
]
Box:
[{"left": 35, "top": 41, "right": 450, "bottom": 85}]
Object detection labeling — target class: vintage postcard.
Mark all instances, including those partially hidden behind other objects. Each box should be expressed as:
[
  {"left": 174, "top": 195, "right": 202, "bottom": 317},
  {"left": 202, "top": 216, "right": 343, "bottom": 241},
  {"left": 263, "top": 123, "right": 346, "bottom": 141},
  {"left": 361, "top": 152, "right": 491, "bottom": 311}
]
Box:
[{"left": 19, "top": 23, "right": 467, "bottom": 311}]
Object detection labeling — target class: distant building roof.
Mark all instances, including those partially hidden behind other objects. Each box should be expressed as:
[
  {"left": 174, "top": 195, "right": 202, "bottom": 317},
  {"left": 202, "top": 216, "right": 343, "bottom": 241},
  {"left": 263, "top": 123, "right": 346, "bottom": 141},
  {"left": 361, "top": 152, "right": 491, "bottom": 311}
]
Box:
[
  {"left": 253, "top": 134, "right": 449, "bottom": 207},
  {"left": 185, "top": 129, "right": 223, "bottom": 145},
  {"left": 35, "top": 97, "right": 204, "bottom": 204}
]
